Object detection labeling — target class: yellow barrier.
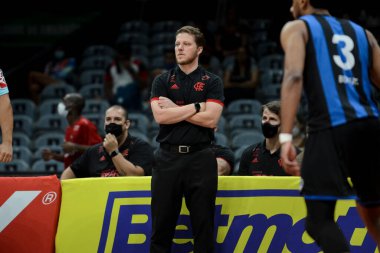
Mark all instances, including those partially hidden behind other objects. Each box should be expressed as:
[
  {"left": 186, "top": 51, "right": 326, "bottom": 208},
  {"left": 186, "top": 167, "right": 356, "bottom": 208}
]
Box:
[{"left": 56, "top": 176, "right": 379, "bottom": 253}]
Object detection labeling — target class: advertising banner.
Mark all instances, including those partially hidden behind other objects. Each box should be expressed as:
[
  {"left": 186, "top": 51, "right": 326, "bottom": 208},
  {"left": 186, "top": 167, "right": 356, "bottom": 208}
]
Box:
[
  {"left": 0, "top": 175, "right": 61, "bottom": 253},
  {"left": 56, "top": 176, "right": 378, "bottom": 253}
]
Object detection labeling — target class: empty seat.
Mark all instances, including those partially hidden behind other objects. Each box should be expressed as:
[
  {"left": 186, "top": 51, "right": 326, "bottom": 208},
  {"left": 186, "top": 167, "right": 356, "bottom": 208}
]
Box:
[
  {"left": 83, "top": 99, "right": 110, "bottom": 114},
  {"left": 34, "top": 132, "right": 65, "bottom": 148},
  {"left": 13, "top": 146, "right": 33, "bottom": 164},
  {"left": 0, "top": 160, "right": 30, "bottom": 173},
  {"left": 31, "top": 159, "right": 64, "bottom": 173},
  {"left": 13, "top": 115, "right": 34, "bottom": 136},
  {"left": 228, "top": 114, "right": 263, "bottom": 138},
  {"left": 256, "top": 84, "right": 282, "bottom": 104},
  {"left": 35, "top": 115, "right": 67, "bottom": 136},
  {"left": 226, "top": 99, "right": 262, "bottom": 119},
  {"left": 128, "top": 113, "right": 150, "bottom": 134},
  {"left": 40, "top": 83, "right": 76, "bottom": 101},
  {"left": 231, "top": 132, "right": 264, "bottom": 150},
  {"left": 12, "top": 132, "right": 32, "bottom": 148},
  {"left": 12, "top": 98, "right": 36, "bottom": 120},
  {"left": 79, "top": 69, "right": 105, "bottom": 86},
  {"left": 217, "top": 115, "right": 227, "bottom": 133},
  {"left": 214, "top": 132, "right": 228, "bottom": 146},
  {"left": 79, "top": 84, "right": 104, "bottom": 99},
  {"left": 259, "top": 69, "right": 283, "bottom": 86},
  {"left": 128, "top": 130, "right": 150, "bottom": 143},
  {"left": 83, "top": 113, "right": 104, "bottom": 136},
  {"left": 37, "top": 98, "right": 61, "bottom": 116}
]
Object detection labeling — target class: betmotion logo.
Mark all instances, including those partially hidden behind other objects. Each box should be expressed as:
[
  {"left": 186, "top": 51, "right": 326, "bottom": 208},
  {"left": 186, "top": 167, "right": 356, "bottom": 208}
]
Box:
[{"left": 98, "top": 191, "right": 378, "bottom": 253}]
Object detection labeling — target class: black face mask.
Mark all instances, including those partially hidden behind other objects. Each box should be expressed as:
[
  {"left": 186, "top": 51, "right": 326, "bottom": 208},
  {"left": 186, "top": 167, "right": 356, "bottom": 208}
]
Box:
[
  {"left": 261, "top": 122, "right": 280, "bottom": 138},
  {"left": 105, "top": 123, "right": 123, "bottom": 137}
]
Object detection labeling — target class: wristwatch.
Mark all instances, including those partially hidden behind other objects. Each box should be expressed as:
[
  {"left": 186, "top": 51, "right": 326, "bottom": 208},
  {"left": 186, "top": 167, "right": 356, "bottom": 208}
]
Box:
[
  {"left": 194, "top": 102, "right": 201, "bottom": 113},
  {"left": 109, "top": 149, "right": 120, "bottom": 158}
]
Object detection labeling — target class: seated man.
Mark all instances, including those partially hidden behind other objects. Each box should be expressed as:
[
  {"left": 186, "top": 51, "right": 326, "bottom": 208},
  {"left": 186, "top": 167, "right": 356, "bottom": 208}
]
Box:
[
  {"left": 238, "top": 100, "right": 301, "bottom": 176},
  {"left": 61, "top": 105, "right": 154, "bottom": 178},
  {"left": 211, "top": 143, "right": 235, "bottom": 176}
]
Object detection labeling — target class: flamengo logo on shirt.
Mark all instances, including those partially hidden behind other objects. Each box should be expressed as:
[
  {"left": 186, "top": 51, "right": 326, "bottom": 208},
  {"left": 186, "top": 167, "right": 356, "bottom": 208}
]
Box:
[{"left": 0, "top": 191, "right": 41, "bottom": 232}]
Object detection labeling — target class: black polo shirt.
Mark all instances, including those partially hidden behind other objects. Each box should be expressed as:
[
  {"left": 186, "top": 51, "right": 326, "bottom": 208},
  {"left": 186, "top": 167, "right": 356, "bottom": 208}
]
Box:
[
  {"left": 150, "top": 66, "right": 224, "bottom": 145},
  {"left": 238, "top": 140, "right": 296, "bottom": 176},
  {"left": 70, "top": 135, "right": 154, "bottom": 177},
  {"left": 211, "top": 144, "right": 235, "bottom": 175}
]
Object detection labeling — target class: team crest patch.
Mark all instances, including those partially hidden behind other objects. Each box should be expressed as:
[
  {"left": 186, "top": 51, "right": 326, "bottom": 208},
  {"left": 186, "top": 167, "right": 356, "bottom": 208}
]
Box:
[{"left": 193, "top": 82, "right": 205, "bottom": 91}]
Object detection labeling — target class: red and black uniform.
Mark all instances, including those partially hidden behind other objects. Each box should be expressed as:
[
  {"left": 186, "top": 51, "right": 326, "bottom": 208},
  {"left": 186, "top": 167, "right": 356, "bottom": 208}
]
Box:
[
  {"left": 238, "top": 140, "right": 298, "bottom": 176},
  {"left": 70, "top": 134, "right": 154, "bottom": 177},
  {"left": 64, "top": 116, "right": 102, "bottom": 168},
  {"left": 150, "top": 66, "right": 224, "bottom": 253}
]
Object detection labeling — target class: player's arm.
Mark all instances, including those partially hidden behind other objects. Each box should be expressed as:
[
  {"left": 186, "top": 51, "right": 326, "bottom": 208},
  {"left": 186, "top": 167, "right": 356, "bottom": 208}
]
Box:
[{"left": 366, "top": 30, "right": 380, "bottom": 88}]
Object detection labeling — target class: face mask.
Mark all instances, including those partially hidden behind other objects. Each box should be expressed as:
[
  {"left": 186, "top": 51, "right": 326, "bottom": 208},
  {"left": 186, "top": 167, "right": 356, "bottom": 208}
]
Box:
[
  {"left": 57, "top": 102, "right": 68, "bottom": 117},
  {"left": 105, "top": 123, "right": 123, "bottom": 137},
  {"left": 261, "top": 122, "right": 280, "bottom": 138}
]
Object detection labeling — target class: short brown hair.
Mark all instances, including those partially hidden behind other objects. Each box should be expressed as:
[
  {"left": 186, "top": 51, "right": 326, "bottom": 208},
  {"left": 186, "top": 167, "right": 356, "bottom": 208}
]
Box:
[
  {"left": 262, "top": 100, "right": 281, "bottom": 116},
  {"left": 176, "top": 26, "right": 205, "bottom": 48}
]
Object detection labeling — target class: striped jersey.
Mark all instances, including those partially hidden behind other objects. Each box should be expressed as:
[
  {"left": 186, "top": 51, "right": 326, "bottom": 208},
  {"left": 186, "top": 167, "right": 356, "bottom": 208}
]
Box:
[{"left": 300, "top": 14, "right": 379, "bottom": 131}]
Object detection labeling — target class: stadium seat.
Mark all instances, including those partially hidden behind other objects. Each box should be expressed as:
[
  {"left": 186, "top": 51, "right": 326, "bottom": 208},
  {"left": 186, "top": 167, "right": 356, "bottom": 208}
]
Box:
[
  {"left": 12, "top": 98, "right": 36, "bottom": 120},
  {"left": 0, "top": 160, "right": 30, "bottom": 173},
  {"left": 226, "top": 99, "right": 262, "bottom": 119},
  {"left": 35, "top": 115, "right": 67, "bottom": 136},
  {"left": 31, "top": 159, "right": 64, "bottom": 173},
  {"left": 13, "top": 115, "right": 34, "bottom": 136},
  {"left": 79, "top": 84, "right": 104, "bottom": 99},
  {"left": 34, "top": 132, "right": 65, "bottom": 148},
  {"left": 40, "top": 83, "right": 76, "bottom": 101},
  {"left": 38, "top": 98, "right": 61, "bottom": 116},
  {"left": 83, "top": 99, "right": 110, "bottom": 114},
  {"left": 228, "top": 114, "right": 263, "bottom": 138},
  {"left": 214, "top": 132, "right": 229, "bottom": 146},
  {"left": 231, "top": 132, "right": 264, "bottom": 150}
]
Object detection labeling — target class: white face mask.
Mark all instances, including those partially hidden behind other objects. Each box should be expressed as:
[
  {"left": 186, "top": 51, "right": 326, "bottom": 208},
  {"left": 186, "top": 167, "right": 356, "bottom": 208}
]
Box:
[{"left": 57, "top": 102, "right": 68, "bottom": 117}]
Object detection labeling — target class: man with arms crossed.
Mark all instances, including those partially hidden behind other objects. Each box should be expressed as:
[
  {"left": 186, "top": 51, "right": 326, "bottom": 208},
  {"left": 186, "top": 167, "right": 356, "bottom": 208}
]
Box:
[{"left": 150, "top": 26, "right": 224, "bottom": 252}]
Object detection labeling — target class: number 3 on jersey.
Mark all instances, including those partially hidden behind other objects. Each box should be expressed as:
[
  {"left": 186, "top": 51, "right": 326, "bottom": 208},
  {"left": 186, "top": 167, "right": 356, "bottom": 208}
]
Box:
[{"left": 332, "top": 34, "right": 355, "bottom": 70}]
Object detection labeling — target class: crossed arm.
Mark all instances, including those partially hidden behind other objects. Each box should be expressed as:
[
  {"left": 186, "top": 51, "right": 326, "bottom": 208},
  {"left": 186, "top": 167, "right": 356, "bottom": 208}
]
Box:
[{"left": 151, "top": 96, "right": 223, "bottom": 129}]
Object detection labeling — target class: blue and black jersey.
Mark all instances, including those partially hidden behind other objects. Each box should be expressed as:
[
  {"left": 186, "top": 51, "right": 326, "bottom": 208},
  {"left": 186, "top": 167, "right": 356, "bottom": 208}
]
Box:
[{"left": 300, "top": 14, "right": 379, "bottom": 132}]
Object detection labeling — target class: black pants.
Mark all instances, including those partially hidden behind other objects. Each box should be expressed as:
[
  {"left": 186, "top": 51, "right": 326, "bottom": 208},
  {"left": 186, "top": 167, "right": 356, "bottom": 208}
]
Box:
[{"left": 150, "top": 147, "right": 218, "bottom": 253}]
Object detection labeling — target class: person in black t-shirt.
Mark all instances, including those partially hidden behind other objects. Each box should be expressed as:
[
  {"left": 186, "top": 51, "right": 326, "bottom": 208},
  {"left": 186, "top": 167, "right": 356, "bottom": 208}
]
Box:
[
  {"left": 60, "top": 105, "right": 153, "bottom": 178},
  {"left": 150, "top": 26, "right": 224, "bottom": 253},
  {"left": 238, "top": 100, "right": 301, "bottom": 176}
]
